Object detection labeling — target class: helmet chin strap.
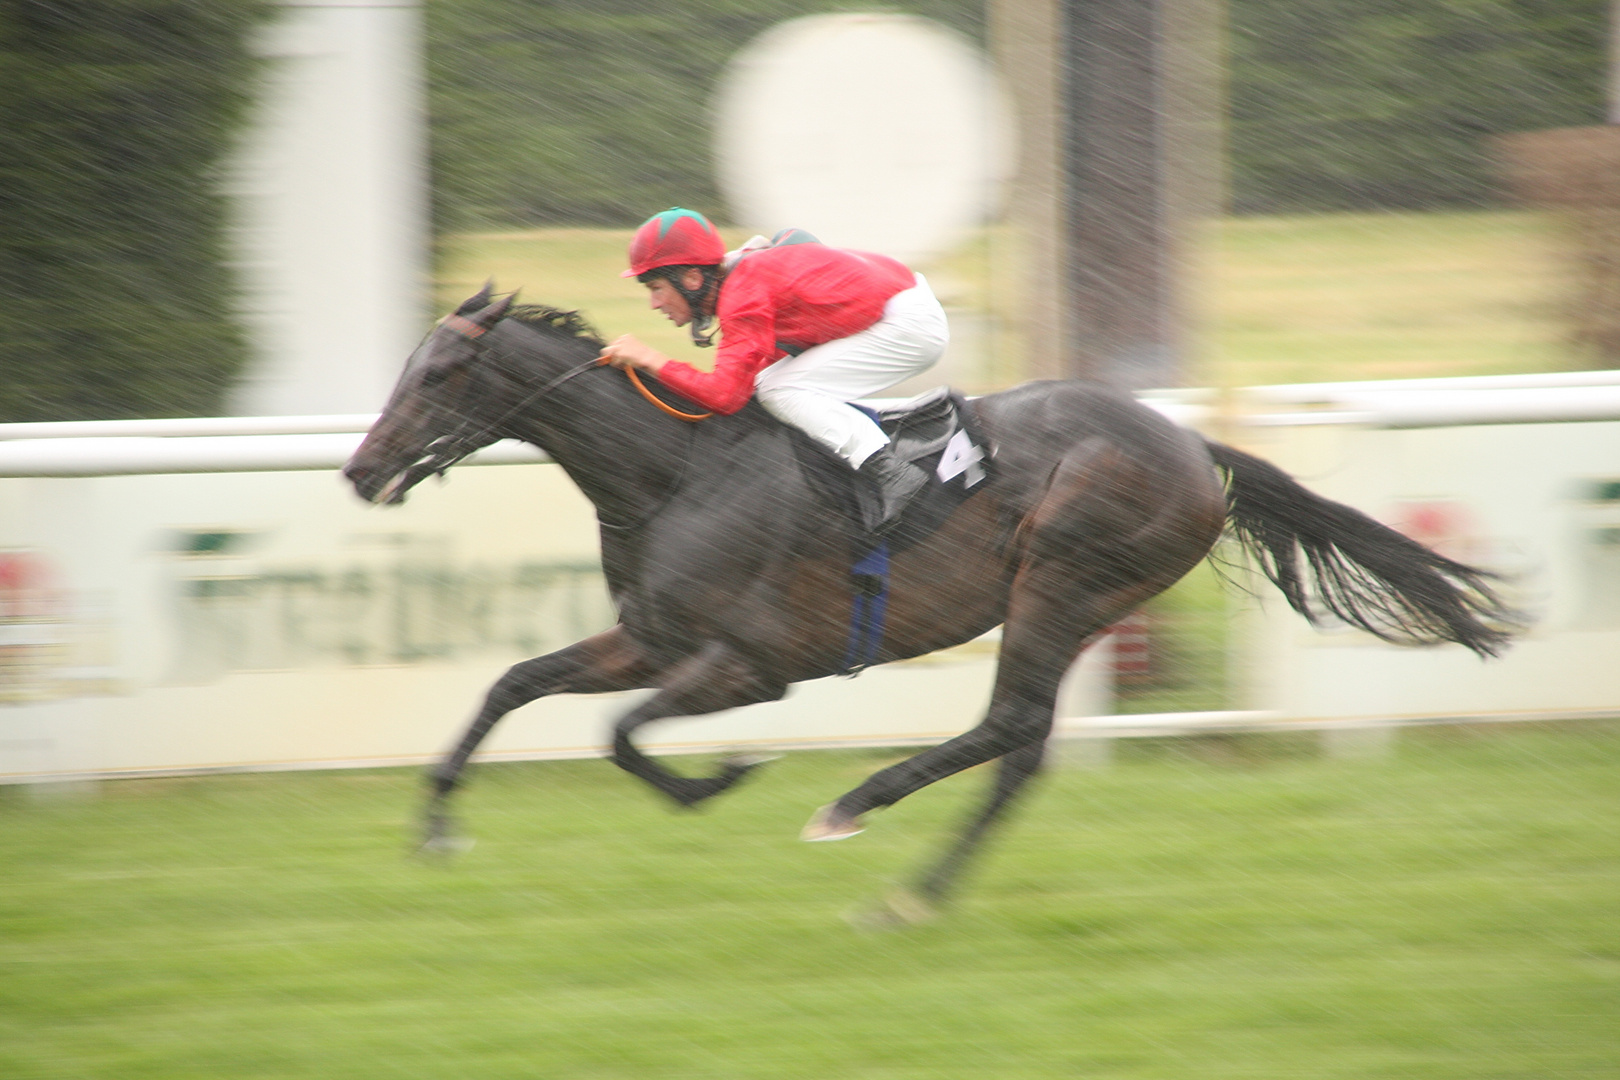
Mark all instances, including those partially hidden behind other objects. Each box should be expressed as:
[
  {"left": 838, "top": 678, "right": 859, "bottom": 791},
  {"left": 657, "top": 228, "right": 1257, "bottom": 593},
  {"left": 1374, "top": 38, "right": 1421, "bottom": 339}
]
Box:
[
  {"left": 688, "top": 313, "right": 716, "bottom": 348},
  {"left": 676, "top": 267, "right": 722, "bottom": 348}
]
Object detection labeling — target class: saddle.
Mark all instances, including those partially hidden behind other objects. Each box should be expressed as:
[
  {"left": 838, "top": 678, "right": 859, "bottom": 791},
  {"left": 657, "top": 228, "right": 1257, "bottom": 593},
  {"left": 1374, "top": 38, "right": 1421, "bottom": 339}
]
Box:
[
  {"left": 874, "top": 386, "right": 990, "bottom": 483},
  {"left": 790, "top": 386, "right": 995, "bottom": 553}
]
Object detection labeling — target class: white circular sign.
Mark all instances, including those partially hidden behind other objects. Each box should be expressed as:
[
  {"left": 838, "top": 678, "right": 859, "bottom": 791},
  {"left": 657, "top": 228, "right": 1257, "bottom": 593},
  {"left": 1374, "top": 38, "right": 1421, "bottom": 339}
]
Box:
[{"left": 713, "top": 14, "right": 1015, "bottom": 264}]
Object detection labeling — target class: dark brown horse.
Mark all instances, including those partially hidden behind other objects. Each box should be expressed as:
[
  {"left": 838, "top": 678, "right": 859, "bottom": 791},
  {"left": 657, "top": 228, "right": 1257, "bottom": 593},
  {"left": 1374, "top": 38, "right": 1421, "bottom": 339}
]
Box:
[{"left": 344, "top": 286, "right": 1517, "bottom": 911}]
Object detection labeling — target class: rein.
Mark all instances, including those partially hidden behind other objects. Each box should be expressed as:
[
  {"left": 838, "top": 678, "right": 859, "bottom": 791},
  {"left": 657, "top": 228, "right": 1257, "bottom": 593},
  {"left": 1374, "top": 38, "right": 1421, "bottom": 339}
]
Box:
[
  {"left": 396, "top": 316, "right": 702, "bottom": 530},
  {"left": 435, "top": 315, "right": 707, "bottom": 455},
  {"left": 611, "top": 362, "right": 712, "bottom": 422},
  {"left": 389, "top": 347, "right": 603, "bottom": 498}
]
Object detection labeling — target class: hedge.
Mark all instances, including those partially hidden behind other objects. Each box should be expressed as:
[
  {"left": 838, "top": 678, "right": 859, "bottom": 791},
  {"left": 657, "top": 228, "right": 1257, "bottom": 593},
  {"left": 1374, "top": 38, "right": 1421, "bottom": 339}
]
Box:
[
  {"left": 0, "top": 0, "right": 266, "bottom": 423},
  {"left": 1, "top": 0, "right": 1605, "bottom": 423},
  {"left": 425, "top": 0, "right": 984, "bottom": 231},
  {"left": 428, "top": 0, "right": 1609, "bottom": 227},
  {"left": 1228, "top": 0, "right": 1607, "bottom": 212}
]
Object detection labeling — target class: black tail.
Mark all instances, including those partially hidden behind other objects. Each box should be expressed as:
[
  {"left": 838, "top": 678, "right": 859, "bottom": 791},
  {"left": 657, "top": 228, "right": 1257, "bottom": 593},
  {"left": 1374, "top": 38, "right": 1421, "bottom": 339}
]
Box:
[{"left": 1204, "top": 439, "right": 1521, "bottom": 658}]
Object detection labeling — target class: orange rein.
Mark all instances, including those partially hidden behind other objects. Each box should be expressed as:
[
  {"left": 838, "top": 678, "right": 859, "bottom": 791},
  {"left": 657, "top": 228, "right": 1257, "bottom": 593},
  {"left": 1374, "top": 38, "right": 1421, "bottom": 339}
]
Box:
[{"left": 598, "top": 357, "right": 712, "bottom": 422}]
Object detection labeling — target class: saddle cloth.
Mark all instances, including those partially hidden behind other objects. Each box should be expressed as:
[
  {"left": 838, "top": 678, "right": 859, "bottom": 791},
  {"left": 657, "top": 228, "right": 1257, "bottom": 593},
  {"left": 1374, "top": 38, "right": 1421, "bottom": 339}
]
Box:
[{"left": 791, "top": 386, "right": 996, "bottom": 552}]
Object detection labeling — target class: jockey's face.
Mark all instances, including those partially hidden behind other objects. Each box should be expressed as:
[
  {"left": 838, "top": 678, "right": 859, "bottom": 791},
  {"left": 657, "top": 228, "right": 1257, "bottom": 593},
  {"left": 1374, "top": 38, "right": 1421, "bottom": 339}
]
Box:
[{"left": 644, "top": 267, "right": 708, "bottom": 326}]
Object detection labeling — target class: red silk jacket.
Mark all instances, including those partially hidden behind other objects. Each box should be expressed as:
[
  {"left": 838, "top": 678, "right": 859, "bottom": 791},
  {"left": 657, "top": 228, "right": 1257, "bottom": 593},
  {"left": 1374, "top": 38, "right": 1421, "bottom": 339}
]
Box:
[{"left": 655, "top": 241, "right": 915, "bottom": 415}]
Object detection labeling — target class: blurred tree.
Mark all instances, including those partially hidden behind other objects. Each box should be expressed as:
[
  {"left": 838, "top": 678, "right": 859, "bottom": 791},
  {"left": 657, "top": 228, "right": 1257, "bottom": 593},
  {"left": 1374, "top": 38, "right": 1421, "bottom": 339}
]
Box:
[
  {"left": 430, "top": 0, "right": 1606, "bottom": 226},
  {"left": 1228, "top": 0, "right": 1608, "bottom": 212},
  {"left": 425, "top": 0, "right": 985, "bottom": 231},
  {"left": 0, "top": 0, "right": 267, "bottom": 422},
  {"left": 4, "top": 0, "right": 1595, "bottom": 424}
]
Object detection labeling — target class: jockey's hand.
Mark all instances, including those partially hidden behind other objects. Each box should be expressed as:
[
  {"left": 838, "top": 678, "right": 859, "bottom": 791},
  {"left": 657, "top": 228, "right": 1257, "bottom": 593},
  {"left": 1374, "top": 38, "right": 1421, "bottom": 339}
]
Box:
[{"left": 597, "top": 335, "right": 668, "bottom": 374}]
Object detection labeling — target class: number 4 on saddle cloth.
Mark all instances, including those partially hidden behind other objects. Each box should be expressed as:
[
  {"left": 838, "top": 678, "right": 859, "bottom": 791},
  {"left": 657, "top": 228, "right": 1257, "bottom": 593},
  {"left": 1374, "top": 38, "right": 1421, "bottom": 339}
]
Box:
[{"left": 788, "top": 387, "right": 995, "bottom": 674}]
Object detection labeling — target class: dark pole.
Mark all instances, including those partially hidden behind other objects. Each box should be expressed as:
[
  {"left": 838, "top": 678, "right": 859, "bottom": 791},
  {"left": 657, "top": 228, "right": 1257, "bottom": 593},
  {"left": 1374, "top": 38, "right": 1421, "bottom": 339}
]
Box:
[
  {"left": 1610, "top": 0, "right": 1620, "bottom": 125},
  {"left": 1059, "top": 0, "right": 1218, "bottom": 390}
]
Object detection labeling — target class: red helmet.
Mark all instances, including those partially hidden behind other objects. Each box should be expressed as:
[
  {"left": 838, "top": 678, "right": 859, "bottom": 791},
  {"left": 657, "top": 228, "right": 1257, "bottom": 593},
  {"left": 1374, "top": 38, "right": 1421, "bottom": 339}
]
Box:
[{"left": 623, "top": 207, "right": 725, "bottom": 278}]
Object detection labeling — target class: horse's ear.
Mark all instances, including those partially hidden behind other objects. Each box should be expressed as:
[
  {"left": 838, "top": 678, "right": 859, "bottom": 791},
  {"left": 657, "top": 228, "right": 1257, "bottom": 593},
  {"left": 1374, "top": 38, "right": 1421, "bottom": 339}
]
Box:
[
  {"left": 455, "top": 280, "right": 496, "bottom": 315},
  {"left": 470, "top": 292, "right": 515, "bottom": 328}
]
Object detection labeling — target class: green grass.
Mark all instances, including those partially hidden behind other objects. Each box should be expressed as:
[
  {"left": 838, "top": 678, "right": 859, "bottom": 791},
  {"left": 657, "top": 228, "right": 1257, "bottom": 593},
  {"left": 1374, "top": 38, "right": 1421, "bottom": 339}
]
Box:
[
  {"left": 1207, "top": 210, "right": 1571, "bottom": 387},
  {"left": 3, "top": 725, "right": 1618, "bottom": 1079}
]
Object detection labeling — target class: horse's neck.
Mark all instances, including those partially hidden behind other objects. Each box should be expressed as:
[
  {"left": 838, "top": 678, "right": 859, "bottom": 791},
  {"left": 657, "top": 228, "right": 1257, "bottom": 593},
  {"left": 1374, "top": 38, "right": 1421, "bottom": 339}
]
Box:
[{"left": 505, "top": 364, "right": 692, "bottom": 526}]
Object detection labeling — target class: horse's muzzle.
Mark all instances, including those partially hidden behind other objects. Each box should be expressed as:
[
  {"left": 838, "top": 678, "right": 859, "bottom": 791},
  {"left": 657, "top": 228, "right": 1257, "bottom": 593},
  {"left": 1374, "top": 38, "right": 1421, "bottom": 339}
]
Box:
[{"left": 342, "top": 460, "right": 396, "bottom": 504}]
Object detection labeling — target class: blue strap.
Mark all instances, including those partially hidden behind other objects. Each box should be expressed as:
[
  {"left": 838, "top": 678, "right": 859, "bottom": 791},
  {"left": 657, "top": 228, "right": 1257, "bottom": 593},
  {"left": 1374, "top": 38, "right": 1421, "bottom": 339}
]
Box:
[
  {"left": 850, "top": 402, "right": 883, "bottom": 426},
  {"left": 840, "top": 541, "right": 890, "bottom": 675}
]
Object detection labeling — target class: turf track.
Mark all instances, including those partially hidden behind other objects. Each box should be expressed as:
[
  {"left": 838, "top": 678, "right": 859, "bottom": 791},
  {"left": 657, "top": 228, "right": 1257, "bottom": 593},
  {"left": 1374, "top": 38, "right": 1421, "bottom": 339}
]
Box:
[{"left": 3, "top": 724, "right": 1617, "bottom": 1079}]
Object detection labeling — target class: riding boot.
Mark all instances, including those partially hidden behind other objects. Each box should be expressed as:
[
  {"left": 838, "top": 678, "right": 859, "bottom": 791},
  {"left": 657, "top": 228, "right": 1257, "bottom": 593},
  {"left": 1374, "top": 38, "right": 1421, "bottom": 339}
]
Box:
[{"left": 856, "top": 447, "right": 930, "bottom": 535}]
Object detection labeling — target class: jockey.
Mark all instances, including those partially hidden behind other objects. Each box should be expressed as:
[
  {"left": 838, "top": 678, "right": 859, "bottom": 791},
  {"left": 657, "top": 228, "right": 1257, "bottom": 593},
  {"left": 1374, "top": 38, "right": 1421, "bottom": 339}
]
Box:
[{"left": 597, "top": 207, "right": 949, "bottom": 534}]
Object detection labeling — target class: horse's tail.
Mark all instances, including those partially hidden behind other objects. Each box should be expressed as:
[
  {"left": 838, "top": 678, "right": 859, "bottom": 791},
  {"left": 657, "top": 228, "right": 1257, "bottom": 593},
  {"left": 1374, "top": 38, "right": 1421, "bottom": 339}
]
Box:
[{"left": 1203, "top": 439, "right": 1521, "bottom": 658}]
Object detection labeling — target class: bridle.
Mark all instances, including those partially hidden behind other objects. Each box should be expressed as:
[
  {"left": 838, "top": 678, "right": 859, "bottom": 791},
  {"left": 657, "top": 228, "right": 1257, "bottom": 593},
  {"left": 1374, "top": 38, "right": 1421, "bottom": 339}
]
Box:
[
  {"left": 382, "top": 317, "right": 603, "bottom": 500},
  {"left": 384, "top": 315, "right": 702, "bottom": 530}
]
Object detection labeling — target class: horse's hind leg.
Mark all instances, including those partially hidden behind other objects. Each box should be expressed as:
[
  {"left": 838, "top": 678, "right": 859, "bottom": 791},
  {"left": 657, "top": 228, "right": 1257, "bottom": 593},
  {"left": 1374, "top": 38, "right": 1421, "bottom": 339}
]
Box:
[
  {"left": 811, "top": 567, "right": 1144, "bottom": 842},
  {"left": 421, "top": 626, "right": 653, "bottom": 851},
  {"left": 609, "top": 640, "right": 788, "bottom": 809},
  {"left": 810, "top": 437, "right": 1222, "bottom": 842},
  {"left": 910, "top": 739, "right": 1047, "bottom": 906}
]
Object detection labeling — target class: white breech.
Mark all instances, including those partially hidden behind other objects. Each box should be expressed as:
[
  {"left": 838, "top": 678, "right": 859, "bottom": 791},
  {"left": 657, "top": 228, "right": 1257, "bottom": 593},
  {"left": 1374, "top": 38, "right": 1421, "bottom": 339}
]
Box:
[{"left": 753, "top": 274, "right": 949, "bottom": 469}]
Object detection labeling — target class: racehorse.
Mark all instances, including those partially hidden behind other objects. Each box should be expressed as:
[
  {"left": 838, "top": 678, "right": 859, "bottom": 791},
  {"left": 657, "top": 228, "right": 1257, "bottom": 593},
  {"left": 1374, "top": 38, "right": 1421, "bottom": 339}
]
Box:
[{"left": 344, "top": 285, "right": 1518, "bottom": 913}]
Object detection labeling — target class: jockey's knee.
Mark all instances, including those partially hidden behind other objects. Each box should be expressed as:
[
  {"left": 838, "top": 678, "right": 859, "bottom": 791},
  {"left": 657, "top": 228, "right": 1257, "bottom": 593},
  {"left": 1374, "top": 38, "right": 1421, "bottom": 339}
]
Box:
[
  {"left": 753, "top": 383, "right": 839, "bottom": 413},
  {"left": 755, "top": 388, "right": 887, "bottom": 465}
]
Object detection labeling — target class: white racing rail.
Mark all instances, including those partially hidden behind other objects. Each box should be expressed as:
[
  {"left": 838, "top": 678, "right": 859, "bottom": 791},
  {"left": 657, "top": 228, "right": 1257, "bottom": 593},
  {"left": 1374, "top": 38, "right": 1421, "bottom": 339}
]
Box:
[
  {"left": 7, "top": 373, "right": 1620, "bottom": 784},
  {"left": 0, "top": 414, "right": 545, "bottom": 476},
  {"left": 0, "top": 433, "right": 547, "bottom": 477},
  {"left": 1242, "top": 370, "right": 1620, "bottom": 428},
  {"left": 4, "top": 370, "right": 1620, "bottom": 476}
]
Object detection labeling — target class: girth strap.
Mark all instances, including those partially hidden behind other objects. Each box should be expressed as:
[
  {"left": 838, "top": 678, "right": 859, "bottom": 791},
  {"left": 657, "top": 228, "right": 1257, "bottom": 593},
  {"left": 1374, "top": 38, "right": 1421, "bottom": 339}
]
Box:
[{"left": 839, "top": 541, "right": 890, "bottom": 676}]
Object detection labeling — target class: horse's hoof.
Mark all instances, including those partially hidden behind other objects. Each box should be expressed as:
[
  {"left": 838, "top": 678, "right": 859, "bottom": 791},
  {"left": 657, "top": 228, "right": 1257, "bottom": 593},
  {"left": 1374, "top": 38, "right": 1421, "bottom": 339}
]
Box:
[
  {"left": 415, "top": 832, "right": 475, "bottom": 858},
  {"left": 801, "top": 803, "right": 865, "bottom": 842},
  {"left": 845, "top": 889, "right": 937, "bottom": 931}
]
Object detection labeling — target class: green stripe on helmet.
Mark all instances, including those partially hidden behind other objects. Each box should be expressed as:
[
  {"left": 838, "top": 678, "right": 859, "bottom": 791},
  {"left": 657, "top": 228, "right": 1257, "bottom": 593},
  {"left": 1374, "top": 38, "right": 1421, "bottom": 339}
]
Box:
[{"left": 656, "top": 207, "right": 712, "bottom": 237}]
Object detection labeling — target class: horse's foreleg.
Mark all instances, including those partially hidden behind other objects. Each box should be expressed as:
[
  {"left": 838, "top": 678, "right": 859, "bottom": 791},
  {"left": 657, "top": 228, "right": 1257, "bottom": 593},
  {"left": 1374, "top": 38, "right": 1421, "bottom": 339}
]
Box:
[
  {"left": 609, "top": 640, "right": 786, "bottom": 809},
  {"left": 421, "top": 626, "right": 653, "bottom": 852}
]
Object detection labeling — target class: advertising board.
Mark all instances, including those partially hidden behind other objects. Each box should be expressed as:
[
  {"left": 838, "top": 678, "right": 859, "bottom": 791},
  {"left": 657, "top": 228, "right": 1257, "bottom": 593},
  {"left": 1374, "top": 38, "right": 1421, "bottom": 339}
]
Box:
[
  {"left": 1240, "top": 417, "right": 1620, "bottom": 721},
  {"left": 0, "top": 462, "right": 1070, "bottom": 783}
]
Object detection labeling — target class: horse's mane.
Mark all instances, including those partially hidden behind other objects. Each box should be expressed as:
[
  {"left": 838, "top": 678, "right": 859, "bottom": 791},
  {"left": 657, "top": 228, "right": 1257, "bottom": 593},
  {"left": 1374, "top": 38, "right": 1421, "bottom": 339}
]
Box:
[{"left": 505, "top": 304, "right": 604, "bottom": 348}]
